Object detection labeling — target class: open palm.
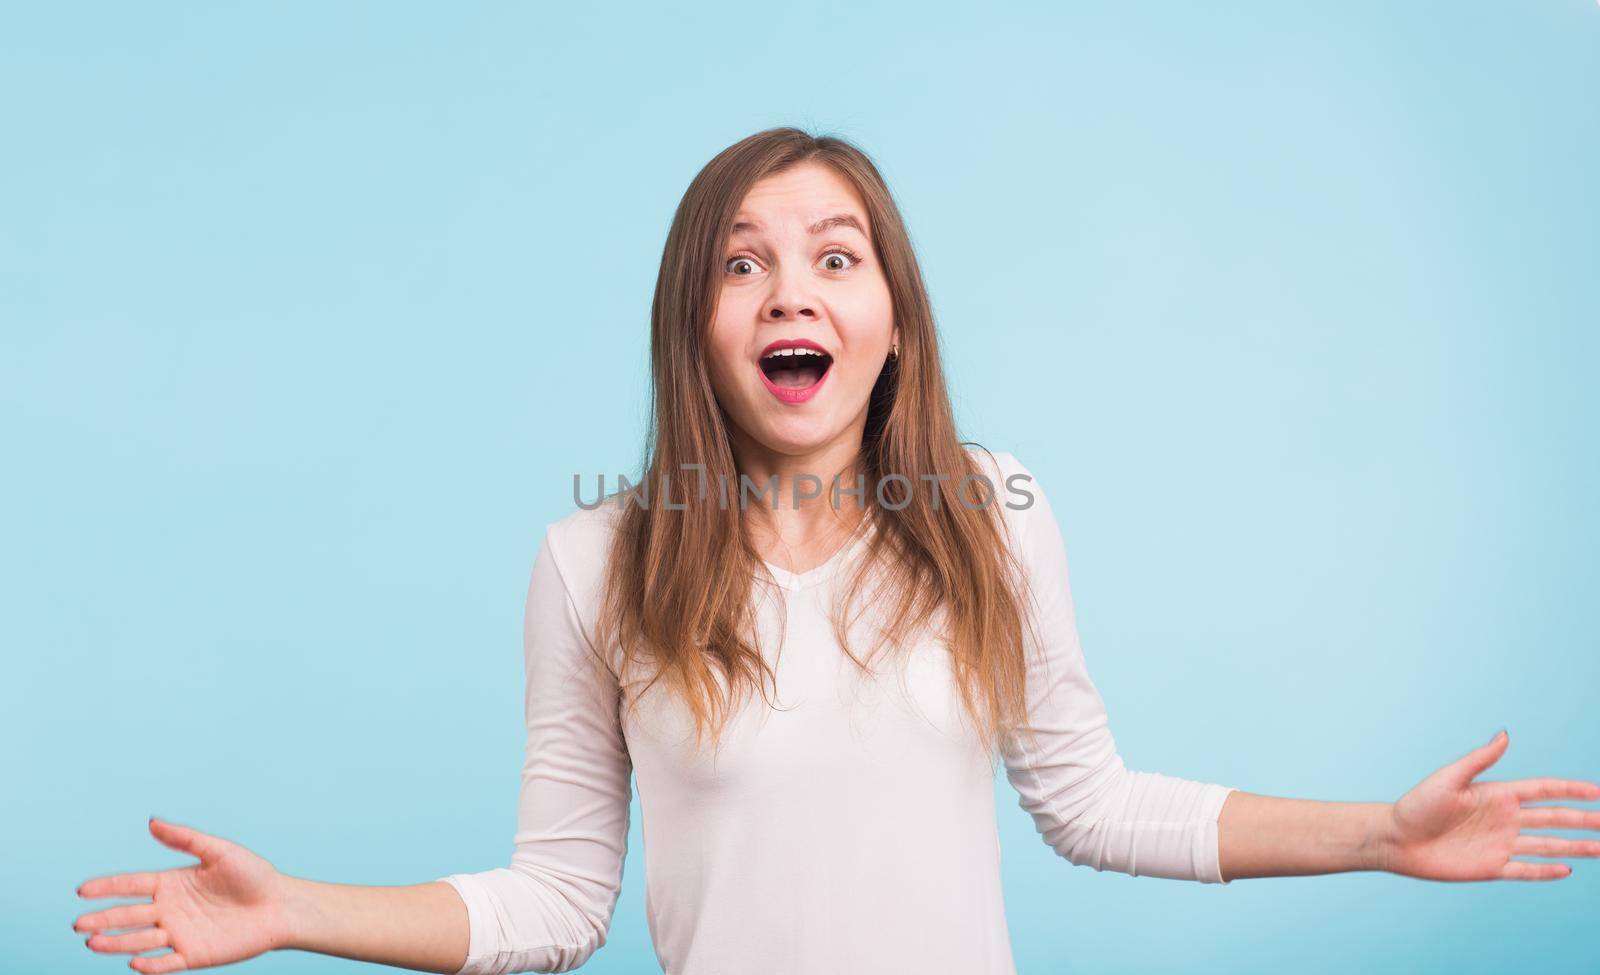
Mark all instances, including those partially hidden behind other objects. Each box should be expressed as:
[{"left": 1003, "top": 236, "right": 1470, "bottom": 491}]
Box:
[
  {"left": 1387, "top": 730, "right": 1600, "bottom": 881},
  {"left": 73, "top": 818, "right": 290, "bottom": 973}
]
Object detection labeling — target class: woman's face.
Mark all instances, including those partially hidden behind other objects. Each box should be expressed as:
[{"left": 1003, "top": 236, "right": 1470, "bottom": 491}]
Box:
[{"left": 706, "top": 161, "right": 896, "bottom": 462}]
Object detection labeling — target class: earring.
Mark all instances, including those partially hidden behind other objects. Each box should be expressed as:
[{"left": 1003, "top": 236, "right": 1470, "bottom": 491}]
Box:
[{"left": 888, "top": 343, "right": 899, "bottom": 361}]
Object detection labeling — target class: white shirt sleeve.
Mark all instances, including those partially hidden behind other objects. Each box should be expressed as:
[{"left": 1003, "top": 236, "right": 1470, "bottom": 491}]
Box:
[
  {"left": 994, "top": 452, "right": 1237, "bottom": 884},
  {"left": 436, "top": 523, "right": 634, "bottom": 974}
]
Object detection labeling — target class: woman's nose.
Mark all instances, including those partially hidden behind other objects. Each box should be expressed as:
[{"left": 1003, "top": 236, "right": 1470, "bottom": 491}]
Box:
[
  {"left": 765, "top": 301, "right": 817, "bottom": 320},
  {"left": 762, "top": 274, "right": 820, "bottom": 321}
]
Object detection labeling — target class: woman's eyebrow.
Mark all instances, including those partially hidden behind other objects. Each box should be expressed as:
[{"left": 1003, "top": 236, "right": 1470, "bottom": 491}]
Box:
[
  {"left": 729, "top": 213, "right": 868, "bottom": 236},
  {"left": 807, "top": 213, "right": 867, "bottom": 236}
]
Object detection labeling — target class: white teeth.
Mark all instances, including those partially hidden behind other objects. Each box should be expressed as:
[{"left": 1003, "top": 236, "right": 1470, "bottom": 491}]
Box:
[{"left": 763, "top": 348, "right": 826, "bottom": 359}]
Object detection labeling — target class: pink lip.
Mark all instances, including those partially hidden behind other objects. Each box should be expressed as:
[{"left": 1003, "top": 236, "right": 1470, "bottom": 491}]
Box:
[
  {"left": 759, "top": 337, "right": 831, "bottom": 359},
  {"left": 756, "top": 338, "right": 833, "bottom": 405}
]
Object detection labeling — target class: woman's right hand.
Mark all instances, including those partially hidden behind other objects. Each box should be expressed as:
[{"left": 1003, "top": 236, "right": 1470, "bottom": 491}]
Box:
[{"left": 73, "top": 817, "right": 292, "bottom": 973}]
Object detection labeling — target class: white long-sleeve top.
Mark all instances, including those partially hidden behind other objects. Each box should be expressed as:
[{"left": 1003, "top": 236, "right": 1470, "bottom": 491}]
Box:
[{"left": 438, "top": 450, "right": 1236, "bottom": 974}]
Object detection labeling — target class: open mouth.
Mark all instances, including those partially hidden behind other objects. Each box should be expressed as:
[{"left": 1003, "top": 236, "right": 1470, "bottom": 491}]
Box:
[{"left": 757, "top": 342, "right": 833, "bottom": 403}]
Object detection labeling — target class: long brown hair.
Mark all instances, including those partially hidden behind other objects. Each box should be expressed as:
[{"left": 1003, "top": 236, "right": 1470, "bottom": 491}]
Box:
[{"left": 592, "top": 126, "right": 1041, "bottom": 763}]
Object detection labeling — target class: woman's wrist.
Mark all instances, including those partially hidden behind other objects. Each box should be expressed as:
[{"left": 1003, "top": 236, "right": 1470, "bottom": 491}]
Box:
[
  {"left": 1318, "top": 800, "right": 1398, "bottom": 874},
  {"left": 1362, "top": 802, "right": 1400, "bottom": 874},
  {"left": 273, "top": 874, "right": 327, "bottom": 953}
]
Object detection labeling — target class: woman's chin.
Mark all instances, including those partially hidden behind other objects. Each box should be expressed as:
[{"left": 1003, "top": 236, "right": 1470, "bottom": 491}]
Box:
[{"left": 743, "top": 415, "right": 848, "bottom": 459}]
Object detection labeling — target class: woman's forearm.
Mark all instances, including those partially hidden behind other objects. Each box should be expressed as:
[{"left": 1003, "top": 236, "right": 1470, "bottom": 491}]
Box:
[
  {"left": 275, "top": 873, "right": 470, "bottom": 973},
  {"left": 1216, "top": 790, "right": 1396, "bottom": 881}
]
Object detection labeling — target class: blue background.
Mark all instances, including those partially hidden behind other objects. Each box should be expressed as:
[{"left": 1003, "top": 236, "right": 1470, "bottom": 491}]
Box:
[{"left": 7, "top": 2, "right": 1597, "bottom": 972}]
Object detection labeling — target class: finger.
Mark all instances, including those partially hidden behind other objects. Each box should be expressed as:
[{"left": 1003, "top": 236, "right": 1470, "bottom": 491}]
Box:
[
  {"left": 85, "top": 925, "right": 169, "bottom": 955},
  {"left": 1497, "top": 859, "right": 1572, "bottom": 881},
  {"left": 131, "top": 951, "right": 190, "bottom": 974},
  {"left": 149, "top": 817, "right": 231, "bottom": 864},
  {"left": 1445, "top": 730, "right": 1509, "bottom": 788},
  {"left": 74, "top": 902, "right": 158, "bottom": 933},
  {"left": 1520, "top": 806, "right": 1600, "bottom": 830},
  {"left": 77, "top": 873, "right": 161, "bottom": 900},
  {"left": 1512, "top": 779, "right": 1600, "bottom": 803},
  {"left": 1513, "top": 835, "right": 1600, "bottom": 858}
]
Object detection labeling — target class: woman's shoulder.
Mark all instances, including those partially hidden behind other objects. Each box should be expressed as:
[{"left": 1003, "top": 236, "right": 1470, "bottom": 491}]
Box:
[
  {"left": 544, "top": 497, "right": 624, "bottom": 563},
  {"left": 961, "top": 445, "right": 1039, "bottom": 507},
  {"left": 959, "top": 444, "right": 1050, "bottom": 549},
  {"left": 962, "top": 443, "right": 1024, "bottom": 482},
  {"left": 529, "top": 501, "right": 626, "bottom": 619},
  {"left": 549, "top": 496, "right": 625, "bottom": 542}
]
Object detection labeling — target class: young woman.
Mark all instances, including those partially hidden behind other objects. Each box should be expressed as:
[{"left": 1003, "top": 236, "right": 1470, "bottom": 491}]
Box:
[{"left": 73, "top": 128, "right": 1600, "bottom": 975}]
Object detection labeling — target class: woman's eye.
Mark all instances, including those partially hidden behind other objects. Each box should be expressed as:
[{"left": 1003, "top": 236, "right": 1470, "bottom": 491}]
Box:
[
  {"left": 819, "top": 250, "right": 857, "bottom": 272},
  {"left": 726, "top": 256, "right": 760, "bottom": 276}
]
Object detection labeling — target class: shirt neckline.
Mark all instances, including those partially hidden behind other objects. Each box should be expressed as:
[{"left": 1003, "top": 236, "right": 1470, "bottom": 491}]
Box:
[{"left": 760, "top": 520, "right": 877, "bottom": 592}]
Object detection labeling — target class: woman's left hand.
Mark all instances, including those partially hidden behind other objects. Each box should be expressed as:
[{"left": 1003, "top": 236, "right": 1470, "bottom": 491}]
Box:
[{"left": 1385, "top": 730, "right": 1600, "bottom": 881}]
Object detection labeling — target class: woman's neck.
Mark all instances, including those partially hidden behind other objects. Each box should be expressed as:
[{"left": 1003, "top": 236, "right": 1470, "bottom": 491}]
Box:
[{"left": 729, "top": 428, "right": 869, "bottom": 571}]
